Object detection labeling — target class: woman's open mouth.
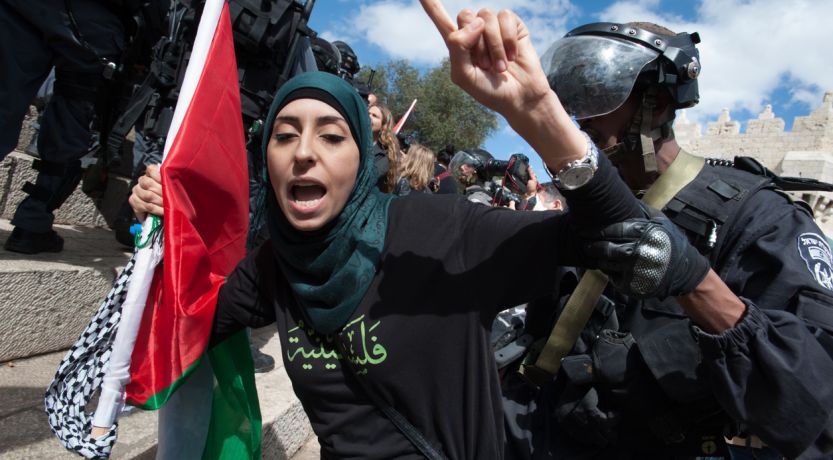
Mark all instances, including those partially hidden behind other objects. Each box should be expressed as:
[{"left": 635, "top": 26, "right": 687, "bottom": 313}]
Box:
[{"left": 290, "top": 183, "right": 327, "bottom": 211}]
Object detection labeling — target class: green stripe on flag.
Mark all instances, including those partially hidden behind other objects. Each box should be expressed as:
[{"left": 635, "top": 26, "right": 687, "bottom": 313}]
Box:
[
  {"left": 202, "top": 329, "right": 262, "bottom": 459},
  {"left": 130, "top": 357, "right": 206, "bottom": 411}
]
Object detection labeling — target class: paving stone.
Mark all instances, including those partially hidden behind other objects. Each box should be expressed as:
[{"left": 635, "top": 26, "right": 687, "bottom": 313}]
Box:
[
  {"left": 0, "top": 326, "right": 311, "bottom": 459},
  {"left": 0, "top": 219, "right": 131, "bottom": 362}
]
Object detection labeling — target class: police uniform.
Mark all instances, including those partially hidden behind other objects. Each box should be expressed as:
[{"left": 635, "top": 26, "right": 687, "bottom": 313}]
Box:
[
  {"left": 503, "top": 158, "right": 833, "bottom": 459},
  {"left": 1, "top": 0, "right": 126, "bottom": 252}
]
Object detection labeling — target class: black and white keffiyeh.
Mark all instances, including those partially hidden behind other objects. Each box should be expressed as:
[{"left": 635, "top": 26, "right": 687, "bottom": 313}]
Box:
[{"left": 44, "top": 254, "right": 136, "bottom": 459}]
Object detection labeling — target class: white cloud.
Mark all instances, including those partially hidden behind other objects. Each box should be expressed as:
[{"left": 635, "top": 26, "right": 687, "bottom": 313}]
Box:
[
  {"left": 598, "top": 0, "right": 833, "bottom": 124},
  {"left": 321, "top": 0, "right": 833, "bottom": 128},
  {"left": 326, "top": 0, "right": 578, "bottom": 65}
]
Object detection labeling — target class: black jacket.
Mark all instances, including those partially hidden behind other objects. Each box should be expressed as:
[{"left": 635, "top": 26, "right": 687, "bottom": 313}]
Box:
[{"left": 504, "top": 161, "right": 833, "bottom": 459}]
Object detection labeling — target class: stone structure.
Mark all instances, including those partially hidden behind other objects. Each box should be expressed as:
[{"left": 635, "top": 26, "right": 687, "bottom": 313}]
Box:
[{"left": 675, "top": 91, "right": 833, "bottom": 235}]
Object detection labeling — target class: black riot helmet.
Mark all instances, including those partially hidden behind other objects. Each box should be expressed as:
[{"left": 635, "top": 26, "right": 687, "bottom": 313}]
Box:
[
  {"left": 332, "top": 40, "right": 360, "bottom": 78},
  {"left": 541, "top": 22, "right": 701, "bottom": 120},
  {"left": 541, "top": 22, "right": 702, "bottom": 176},
  {"left": 311, "top": 37, "right": 342, "bottom": 76},
  {"left": 449, "top": 148, "right": 494, "bottom": 187}
]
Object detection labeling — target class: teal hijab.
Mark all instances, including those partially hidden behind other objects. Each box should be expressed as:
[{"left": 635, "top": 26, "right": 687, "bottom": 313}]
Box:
[{"left": 261, "top": 72, "right": 395, "bottom": 335}]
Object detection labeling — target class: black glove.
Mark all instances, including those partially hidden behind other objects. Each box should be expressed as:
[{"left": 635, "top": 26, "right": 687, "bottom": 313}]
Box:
[{"left": 581, "top": 217, "right": 710, "bottom": 299}]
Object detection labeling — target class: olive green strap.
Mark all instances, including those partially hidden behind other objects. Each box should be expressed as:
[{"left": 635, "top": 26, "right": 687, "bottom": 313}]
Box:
[
  {"left": 641, "top": 149, "right": 706, "bottom": 210},
  {"left": 520, "top": 149, "right": 705, "bottom": 386}
]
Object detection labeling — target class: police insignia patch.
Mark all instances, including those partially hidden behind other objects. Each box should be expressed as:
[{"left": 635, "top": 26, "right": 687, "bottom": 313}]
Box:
[{"left": 798, "top": 232, "right": 833, "bottom": 290}]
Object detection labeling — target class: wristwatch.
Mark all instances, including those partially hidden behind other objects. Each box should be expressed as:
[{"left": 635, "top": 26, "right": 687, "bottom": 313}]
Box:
[{"left": 546, "top": 132, "right": 599, "bottom": 191}]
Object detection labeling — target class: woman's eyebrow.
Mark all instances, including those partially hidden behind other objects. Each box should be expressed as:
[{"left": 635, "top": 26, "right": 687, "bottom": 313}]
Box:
[
  {"left": 316, "top": 115, "right": 347, "bottom": 126},
  {"left": 273, "top": 115, "right": 346, "bottom": 126},
  {"left": 274, "top": 115, "right": 299, "bottom": 125}
]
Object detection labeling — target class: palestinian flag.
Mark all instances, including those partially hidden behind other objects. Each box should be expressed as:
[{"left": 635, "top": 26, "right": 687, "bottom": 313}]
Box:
[{"left": 124, "top": 0, "right": 259, "bottom": 457}]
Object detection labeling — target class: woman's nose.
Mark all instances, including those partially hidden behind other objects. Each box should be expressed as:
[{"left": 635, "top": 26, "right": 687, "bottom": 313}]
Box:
[{"left": 293, "top": 132, "right": 317, "bottom": 164}]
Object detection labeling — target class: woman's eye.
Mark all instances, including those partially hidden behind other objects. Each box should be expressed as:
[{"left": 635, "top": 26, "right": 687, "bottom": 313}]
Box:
[
  {"left": 273, "top": 132, "right": 296, "bottom": 142},
  {"left": 321, "top": 134, "right": 345, "bottom": 144}
]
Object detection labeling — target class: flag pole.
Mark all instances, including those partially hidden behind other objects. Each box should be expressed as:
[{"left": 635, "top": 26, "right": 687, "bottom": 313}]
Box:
[
  {"left": 393, "top": 98, "right": 417, "bottom": 135},
  {"left": 91, "top": 0, "right": 226, "bottom": 434}
]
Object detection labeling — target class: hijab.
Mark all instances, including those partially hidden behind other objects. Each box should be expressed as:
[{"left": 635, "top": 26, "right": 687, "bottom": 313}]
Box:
[{"left": 261, "top": 71, "right": 395, "bottom": 334}]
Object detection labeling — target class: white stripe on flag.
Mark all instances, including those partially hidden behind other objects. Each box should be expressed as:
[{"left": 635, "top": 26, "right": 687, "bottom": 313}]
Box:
[{"left": 92, "top": 0, "right": 227, "bottom": 433}]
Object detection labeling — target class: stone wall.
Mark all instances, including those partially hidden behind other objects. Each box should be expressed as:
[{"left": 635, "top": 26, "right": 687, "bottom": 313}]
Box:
[{"left": 675, "top": 91, "right": 833, "bottom": 235}]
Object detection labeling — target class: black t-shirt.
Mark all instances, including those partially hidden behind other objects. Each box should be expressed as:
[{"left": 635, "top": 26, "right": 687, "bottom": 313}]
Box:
[{"left": 214, "top": 155, "right": 640, "bottom": 459}]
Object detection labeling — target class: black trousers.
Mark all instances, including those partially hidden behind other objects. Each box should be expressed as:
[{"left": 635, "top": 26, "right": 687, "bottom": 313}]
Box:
[{"left": 0, "top": 0, "right": 124, "bottom": 232}]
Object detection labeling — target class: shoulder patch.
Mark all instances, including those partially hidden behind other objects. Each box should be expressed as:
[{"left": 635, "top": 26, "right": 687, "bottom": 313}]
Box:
[{"left": 798, "top": 232, "right": 833, "bottom": 290}]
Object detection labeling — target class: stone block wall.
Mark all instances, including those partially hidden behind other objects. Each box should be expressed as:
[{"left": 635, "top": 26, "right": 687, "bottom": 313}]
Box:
[
  {"left": 675, "top": 91, "right": 833, "bottom": 235},
  {"left": 675, "top": 91, "right": 833, "bottom": 174}
]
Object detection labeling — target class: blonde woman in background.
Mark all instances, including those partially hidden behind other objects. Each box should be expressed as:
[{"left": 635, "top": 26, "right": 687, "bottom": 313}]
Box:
[
  {"left": 368, "top": 102, "right": 399, "bottom": 192},
  {"left": 394, "top": 143, "right": 435, "bottom": 196}
]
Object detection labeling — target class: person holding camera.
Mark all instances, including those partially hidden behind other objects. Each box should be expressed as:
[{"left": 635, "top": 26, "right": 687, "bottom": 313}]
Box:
[{"left": 449, "top": 149, "right": 534, "bottom": 209}]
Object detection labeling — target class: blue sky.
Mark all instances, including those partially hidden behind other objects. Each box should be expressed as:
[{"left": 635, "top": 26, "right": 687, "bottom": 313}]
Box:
[{"left": 307, "top": 0, "right": 833, "bottom": 175}]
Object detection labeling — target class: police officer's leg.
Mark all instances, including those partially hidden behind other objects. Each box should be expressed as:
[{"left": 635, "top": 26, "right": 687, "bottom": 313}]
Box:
[
  {"left": 4, "top": 0, "right": 124, "bottom": 254},
  {"left": 26, "top": 69, "right": 58, "bottom": 157},
  {"left": 0, "top": 1, "right": 53, "bottom": 160}
]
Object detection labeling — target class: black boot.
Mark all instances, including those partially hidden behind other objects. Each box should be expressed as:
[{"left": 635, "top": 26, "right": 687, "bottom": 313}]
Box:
[
  {"left": 4, "top": 227, "right": 64, "bottom": 254},
  {"left": 251, "top": 347, "right": 275, "bottom": 373}
]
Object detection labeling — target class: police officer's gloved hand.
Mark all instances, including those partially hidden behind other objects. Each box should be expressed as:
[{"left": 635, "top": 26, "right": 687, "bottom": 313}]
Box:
[{"left": 581, "top": 217, "right": 710, "bottom": 299}]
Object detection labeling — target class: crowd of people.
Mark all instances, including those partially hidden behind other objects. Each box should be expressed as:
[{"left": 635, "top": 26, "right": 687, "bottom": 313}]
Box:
[{"left": 4, "top": 0, "right": 833, "bottom": 459}]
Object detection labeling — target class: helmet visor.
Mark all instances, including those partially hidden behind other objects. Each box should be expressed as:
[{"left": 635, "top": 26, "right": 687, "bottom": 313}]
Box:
[
  {"left": 541, "top": 36, "right": 659, "bottom": 120},
  {"left": 449, "top": 150, "right": 484, "bottom": 188}
]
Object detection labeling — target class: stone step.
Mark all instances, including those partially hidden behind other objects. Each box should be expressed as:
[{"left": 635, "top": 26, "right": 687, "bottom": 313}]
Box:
[
  {"left": 0, "top": 327, "right": 313, "bottom": 459},
  {"left": 0, "top": 218, "right": 131, "bottom": 362},
  {"left": 292, "top": 436, "right": 322, "bottom": 459}
]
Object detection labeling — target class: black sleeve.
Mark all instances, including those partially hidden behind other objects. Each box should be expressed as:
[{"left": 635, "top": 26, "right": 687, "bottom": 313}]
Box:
[
  {"left": 558, "top": 151, "right": 644, "bottom": 228},
  {"left": 446, "top": 196, "right": 582, "bottom": 310},
  {"left": 694, "top": 190, "right": 833, "bottom": 458},
  {"left": 442, "top": 153, "right": 642, "bottom": 310},
  {"left": 211, "top": 242, "right": 278, "bottom": 346}
]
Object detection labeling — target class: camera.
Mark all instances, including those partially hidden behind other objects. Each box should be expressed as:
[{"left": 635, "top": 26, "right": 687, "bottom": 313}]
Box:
[
  {"left": 450, "top": 150, "right": 531, "bottom": 190},
  {"left": 450, "top": 150, "right": 533, "bottom": 208},
  {"left": 489, "top": 183, "right": 524, "bottom": 208}
]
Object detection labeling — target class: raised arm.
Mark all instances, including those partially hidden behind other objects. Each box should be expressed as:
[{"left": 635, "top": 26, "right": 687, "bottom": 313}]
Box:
[{"left": 419, "top": 0, "right": 585, "bottom": 173}]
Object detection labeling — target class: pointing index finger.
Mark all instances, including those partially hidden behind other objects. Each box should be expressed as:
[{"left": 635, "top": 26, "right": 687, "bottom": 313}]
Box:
[{"left": 420, "top": 0, "right": 457, "bottom": 41}]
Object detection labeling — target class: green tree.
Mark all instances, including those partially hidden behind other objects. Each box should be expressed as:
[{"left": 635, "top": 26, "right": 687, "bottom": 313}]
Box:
[{"left": 357, "top": 59, "right": 498, "bottom": 152}]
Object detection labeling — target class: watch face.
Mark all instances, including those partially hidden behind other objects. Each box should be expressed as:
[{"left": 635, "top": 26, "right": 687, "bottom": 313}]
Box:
[{"left": 560, "top": 165, "right": 594, "bottom": 189}]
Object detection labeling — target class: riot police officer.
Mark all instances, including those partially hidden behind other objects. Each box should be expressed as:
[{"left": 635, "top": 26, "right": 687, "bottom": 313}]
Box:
[
  {"left": 503, "top": 22, "right": 833, "bottom": 459},
  {"left": 1, "top": 0, "right": 128, "bottom": 253}
]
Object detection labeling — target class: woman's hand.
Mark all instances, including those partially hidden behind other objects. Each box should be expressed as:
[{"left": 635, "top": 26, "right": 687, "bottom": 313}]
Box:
[
  {"left": 419, "top": 0, "right": 585, "bottom": 170},
  {"left": 128, "top": 164, "right": 164, "bottom": 222},
  {"left": 419, "top": 1, "right": 550, "bottom": 120}
]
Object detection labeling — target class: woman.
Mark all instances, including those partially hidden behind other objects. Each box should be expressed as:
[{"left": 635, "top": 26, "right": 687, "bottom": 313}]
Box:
[
  {"left": 393, "top": 143, "right": 435, "bottom": 196},
  {"left": 130, "top": 5, "right": 710, "bottom": 457},
  {"left": 369, "top": 102, "right": 399, "bottom": 192}
]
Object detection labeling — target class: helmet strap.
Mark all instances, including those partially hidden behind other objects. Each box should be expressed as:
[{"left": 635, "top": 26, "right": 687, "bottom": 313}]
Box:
[
  {"left": 609, "top": 86, "right": 675, "bottom": 173},
  {"left": 639, "top": 87, "right": 659, "bottom": 173},
  {"left": 601, "top": 87, "right": 676, "bottom": 192}
]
